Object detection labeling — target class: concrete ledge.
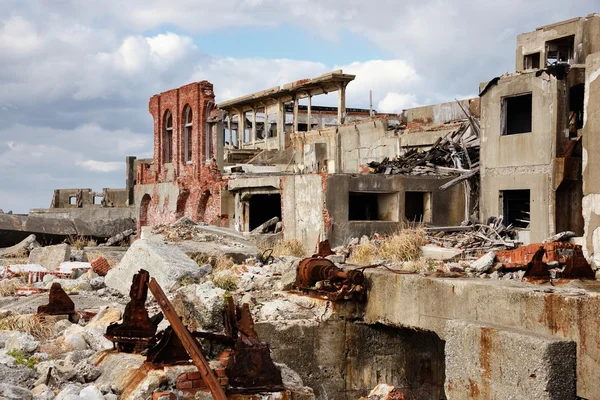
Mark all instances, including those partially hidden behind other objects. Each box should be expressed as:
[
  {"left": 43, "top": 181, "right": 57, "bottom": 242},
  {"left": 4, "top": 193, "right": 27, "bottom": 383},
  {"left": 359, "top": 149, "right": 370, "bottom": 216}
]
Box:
[
  {"left": 363, "top": 271, "right": 600, "bottom": 399},
  {"left": 444, "top": 320, "right": 576, "bottom": 400}
]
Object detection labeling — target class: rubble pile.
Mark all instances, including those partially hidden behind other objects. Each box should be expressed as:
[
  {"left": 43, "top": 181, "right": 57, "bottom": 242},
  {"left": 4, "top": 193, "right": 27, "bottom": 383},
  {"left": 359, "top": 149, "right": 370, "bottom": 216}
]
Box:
[
  {"left": 425, "top": 219, "right": 518, "bottom": 256},
  {"left": 368, "top": 118, "right": 479, "bottom": 181}
]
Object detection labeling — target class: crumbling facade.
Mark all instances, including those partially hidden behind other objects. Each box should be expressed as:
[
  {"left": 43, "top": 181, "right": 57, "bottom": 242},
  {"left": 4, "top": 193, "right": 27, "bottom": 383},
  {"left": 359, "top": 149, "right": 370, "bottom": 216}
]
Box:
[
  {"left": 481, "top": 14, "right": 600, "bottom": 245},
  {"left": 134, "top": 81, "right": 229, "bottom": 230}
]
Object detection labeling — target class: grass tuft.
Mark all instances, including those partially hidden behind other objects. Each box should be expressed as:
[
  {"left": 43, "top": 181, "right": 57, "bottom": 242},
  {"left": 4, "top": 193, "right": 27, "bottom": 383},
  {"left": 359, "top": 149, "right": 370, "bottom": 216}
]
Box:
[
  {"left": 0, "top": 278, "right": 22, "bottom": 297},
  {"left": 348, "top": 228, "right": 427, "bottom": 265},
  {"left": 0, "top": 314, "right": 56, "bottom": 340},
  {"left": 271, "top": 239, "right": 307, "bottom": 258}
]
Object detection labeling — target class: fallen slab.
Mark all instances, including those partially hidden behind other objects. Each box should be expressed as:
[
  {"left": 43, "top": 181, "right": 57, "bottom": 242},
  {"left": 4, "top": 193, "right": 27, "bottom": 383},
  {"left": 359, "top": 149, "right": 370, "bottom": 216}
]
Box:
[
  {"left": 28, "top": 243, "right": 71, "bottom": 271},
  {"left": 445, "top": 320, "right": 576, "bottom": 399},
  {"left": 105, "top": 239, "right": 200, "bottom": 295},
  {"left": 143, "top": 223, "right": 260, "bottom": 263},
  {"left": 0, "top": 234, "right": 38, "bottom": 258}
]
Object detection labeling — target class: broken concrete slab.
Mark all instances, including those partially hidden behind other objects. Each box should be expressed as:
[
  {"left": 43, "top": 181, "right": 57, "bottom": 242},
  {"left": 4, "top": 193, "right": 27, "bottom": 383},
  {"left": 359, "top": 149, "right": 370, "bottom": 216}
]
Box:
[
  {"left": 104, "top": 239, "right": 200, "bottom": 295},
  {"left": 143, "top": 223, "right": 260, "bottom": 263},
  {"left": 0, "top": 234, "right": 38, "bottom": 258},
  {"left": 421, "top": 244, "right": 463, "bottom": 261},
  {"left": 28, "top": 243, "right": 71, "bottom": 271},
  {"left": 172, "top": 281, "right": 226, "bottom": 332},
  {"left": 444, "top": 320, "right": 576, "bottom": 400}
]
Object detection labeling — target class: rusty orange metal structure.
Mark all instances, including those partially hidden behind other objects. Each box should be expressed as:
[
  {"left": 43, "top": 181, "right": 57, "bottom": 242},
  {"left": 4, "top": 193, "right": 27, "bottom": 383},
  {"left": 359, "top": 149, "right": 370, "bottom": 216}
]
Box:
[
  {"left": 295, "top": 255, "right": 365, "bottom": 301},
  {"left": 37, "top": 282, "right": 76, "bottom": 321},
  {"left": 496, "top": 242, "right": 594, "bottom": 279},
  {"left": 148, "top": 277, "right": 227, "bottom": 400}
]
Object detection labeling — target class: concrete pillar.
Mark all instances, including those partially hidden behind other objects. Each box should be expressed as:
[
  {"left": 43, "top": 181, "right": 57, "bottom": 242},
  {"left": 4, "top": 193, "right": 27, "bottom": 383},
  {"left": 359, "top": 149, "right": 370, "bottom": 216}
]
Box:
[
  {"left": 251, "top": 108, "right": 257, "bottom": 147},
  {"left": 293, "top": 97, "right": 299, "bottom": 133},
  {"left": 238, "top": 110, "right": 245, "bottom": 147},
  {"left": 338, "top": 83, "right": 346, "bottom": 125},
  {"left": 307, "top": 96, "right": 312, "bottom": 131},
  {"left": 125, "top": 156, "right": 136, "bottom": 206},
  {"left": 227, "top": 113, "right": 232, "bottom": 150},
  {"left": 277, "top": 100, "right": 285, "bottom": 151},
  {"left": 216, "top": 117, "right": 224, "bottom": 172}
]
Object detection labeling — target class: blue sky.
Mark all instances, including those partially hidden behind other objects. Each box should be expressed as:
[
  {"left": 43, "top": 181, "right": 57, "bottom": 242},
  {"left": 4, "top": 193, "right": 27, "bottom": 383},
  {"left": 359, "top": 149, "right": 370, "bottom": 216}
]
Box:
[{"left": 0, "top": 0, "right": 598, "bottom": 213}]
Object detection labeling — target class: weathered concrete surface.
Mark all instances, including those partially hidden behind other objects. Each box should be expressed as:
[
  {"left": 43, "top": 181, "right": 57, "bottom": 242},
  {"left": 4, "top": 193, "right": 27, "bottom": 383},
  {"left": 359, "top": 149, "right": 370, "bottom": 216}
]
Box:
[
  {"left": 28, "top": 243, "right": 70, "bottom": 271},
  {"left": 142, "top": 224, "right": 260, "bottom": 263},
  {"left": 445, "top": 320, "right": 576, "bottom": 400},
  {"left": 0, "top": 208, "right": 136, "bottom": 247},
  {"left": 363, "top": 271, "right": 600, "bottom": 399},
  {"left": 0, "top": 234, "right": 38, "bottom": 258},
  {"left": 255, "top": 320, "right": 445, "bottom": 400},
  {"left": 582, "top": 52, "right": 600, "bottom": 262},
  {"left": 105, "top": 239, "right": 200, "bottom": 295}
]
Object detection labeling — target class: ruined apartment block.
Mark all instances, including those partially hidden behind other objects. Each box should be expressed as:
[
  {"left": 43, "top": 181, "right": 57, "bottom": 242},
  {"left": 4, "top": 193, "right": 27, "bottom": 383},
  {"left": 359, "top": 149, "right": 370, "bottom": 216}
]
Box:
[{"left": 134, "top": 71, "right": 475, "bottom": 251}]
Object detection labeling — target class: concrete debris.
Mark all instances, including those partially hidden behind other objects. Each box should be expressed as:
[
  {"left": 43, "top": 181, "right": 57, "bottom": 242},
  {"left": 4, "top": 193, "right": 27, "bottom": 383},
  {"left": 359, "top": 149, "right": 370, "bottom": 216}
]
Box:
[
  {"left": 0, "top": 234, "right": 39, "bottom": 258},
  {"left": 147, "top": 219, "right": 260, "bottom": 263},
  {"left": 470, "top": 251, "right": 496, "bottom": 273},
  {"left": 99, "top": 229, "right": 134, "bottom": 247},
  {"left": 543, "top": 231, "right": 577, "bottom": 243},
  {"left": 28, "top": 243, "right": 71, "bottom": 271},
  {"left": 361, "top": 384, "right": 406, "bottom": 400},
  {"left": 251, "top": 216, "right": 280, "bottom": 234},
  {"left": 369, "top": 118, "right": 479, "bottom": 179},
  {"left": 104, "top": 238, "right": 200, "bottom": 295}
]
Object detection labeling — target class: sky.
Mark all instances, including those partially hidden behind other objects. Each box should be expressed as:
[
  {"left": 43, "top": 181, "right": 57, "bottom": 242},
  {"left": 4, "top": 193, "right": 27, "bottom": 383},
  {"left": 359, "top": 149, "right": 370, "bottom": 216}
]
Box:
[{"left": 0, "top": 0, "right": 598, "bottom": 213}]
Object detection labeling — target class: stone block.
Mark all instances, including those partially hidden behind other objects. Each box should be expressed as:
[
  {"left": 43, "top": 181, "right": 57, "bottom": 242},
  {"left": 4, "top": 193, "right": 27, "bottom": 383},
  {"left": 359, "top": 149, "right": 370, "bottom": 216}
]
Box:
[
  {"left": 28, "top": 244, "right": 70, "bottom": 271},
  {"left": 104, "top": 239, "right": 199, "bottom": 295},
  {"left": 444, "top": 320, "right": 576, "bottom": 400}
]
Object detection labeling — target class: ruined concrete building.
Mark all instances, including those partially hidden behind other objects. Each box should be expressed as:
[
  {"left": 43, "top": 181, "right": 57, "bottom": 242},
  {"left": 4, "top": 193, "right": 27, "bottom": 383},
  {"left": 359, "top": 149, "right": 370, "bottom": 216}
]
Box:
[{"left": 134, "top": 72, "right": 474, "bottom": 250}]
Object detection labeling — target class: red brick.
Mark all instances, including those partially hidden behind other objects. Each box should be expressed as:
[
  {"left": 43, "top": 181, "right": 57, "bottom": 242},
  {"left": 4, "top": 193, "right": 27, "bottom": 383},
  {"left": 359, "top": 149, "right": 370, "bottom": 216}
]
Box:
[
  {"left": 152, "top": 392, "right": 176, "bottom": 400},
  {"left": 187, "top": 371, "right": 201, "bottom": 380},
  {"left": 90, "top": 257, "right": 111, "bottom": 276},
  {"left": 191, "top": 379, "right": 208, "bottom": 389},
  {"left": 176, "top": 373, "right": 187, "bottom": 381},
  {"left": 214, "top": 367, "right": 227, "bottom": 377},
  {"left": 176, "top": 380, "right": 193, "bottom": 390},
  {"left": 218, "top": 377, "right": 229, "bottom": 386}
]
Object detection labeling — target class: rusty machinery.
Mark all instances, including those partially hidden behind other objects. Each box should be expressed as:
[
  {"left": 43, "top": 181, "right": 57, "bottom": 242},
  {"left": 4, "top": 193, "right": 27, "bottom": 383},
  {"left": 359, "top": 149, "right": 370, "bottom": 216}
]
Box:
[
  {"left": 295, "top": 249, "right": 366, "bottom": 301},
  {"left": 105, "top": 269, "right": 283, "bottom": 396},
  {"left": 37, "top": 282, "right": 77, "bottom": 321},
  {"left": 105, "top": 269, "right": 162, "bottom": 352}
]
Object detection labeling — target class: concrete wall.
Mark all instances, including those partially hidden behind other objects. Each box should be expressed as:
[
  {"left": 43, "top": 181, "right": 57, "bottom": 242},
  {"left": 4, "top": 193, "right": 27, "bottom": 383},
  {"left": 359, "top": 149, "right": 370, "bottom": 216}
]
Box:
[
  {"left": 325, "top": 174, "right": 466, "bottom": 247},
  {"left": 255, "top": 321, "right": 446, "bottom": 400},
  {"left": 405, "top": 98, "right": 480, "bottom": 125},
  {"left": 582, "top": 51, "right": 600, "bottom": 262},
  {"left": 516, "top": 15, "right": 600, "bottom": 71},
  {"left": 480, "top": 72, "right": 562, "bottom": 242},
  {"left": 363, "top": 271, "right": 600, "bottom": 399},
  {"left": 445, "top": 320, "right": 576, "bottom": 400},
  {"left": 281, "top": 174, "right": 324, "bottom": 252}
]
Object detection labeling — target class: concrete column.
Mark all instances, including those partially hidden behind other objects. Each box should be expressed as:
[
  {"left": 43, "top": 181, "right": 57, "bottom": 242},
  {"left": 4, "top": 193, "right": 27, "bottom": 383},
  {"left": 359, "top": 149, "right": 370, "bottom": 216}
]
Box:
[
  {"left": 125, "top": 156, "right": 136, "bottom": 206},
  {"left": 307, "top": 96, "right": 312, "bottom": 131},
  {"left": 293, "top": 97, "right": 299, "bottom": 133},
  {"left": 227, "top": 113, "right": 232, "bottom": 150},
  {"left": 277, "top": 99, "right": 285, "bottom": 151},
  {"left": 216, "top": 116, "right": 224, "bottom": 172},
  {"left": 338, "top": 83, "right": 346, "bottom": 125},
  {"left": 251, "top": 108, "right": 257, "bottom": 147},
  {"left": 238, "top": 110, "right": 245, "bottom": 147}
]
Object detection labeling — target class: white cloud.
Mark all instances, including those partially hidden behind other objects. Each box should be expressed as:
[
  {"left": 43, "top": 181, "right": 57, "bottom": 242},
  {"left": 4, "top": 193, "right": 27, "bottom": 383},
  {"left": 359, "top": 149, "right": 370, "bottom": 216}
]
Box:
[
  {"left": 77, "top": 160, "right": 123, "bottom": 172},
  {"left": 377, "top": 93, "right": 419, "bottom": 113},
  {"left": 0, "top": 16, "right": 42, "bottom": 58}
]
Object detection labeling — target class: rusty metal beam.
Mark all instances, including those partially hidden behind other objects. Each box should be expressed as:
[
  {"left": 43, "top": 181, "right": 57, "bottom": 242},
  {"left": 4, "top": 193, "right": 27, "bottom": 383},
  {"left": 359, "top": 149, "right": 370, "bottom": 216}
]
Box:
[
  {"left": 37, "top": 282, "right": 76, "bottom": 321},
  {"left": 148, "top": 278, "right": 227, "bottom": 400}
]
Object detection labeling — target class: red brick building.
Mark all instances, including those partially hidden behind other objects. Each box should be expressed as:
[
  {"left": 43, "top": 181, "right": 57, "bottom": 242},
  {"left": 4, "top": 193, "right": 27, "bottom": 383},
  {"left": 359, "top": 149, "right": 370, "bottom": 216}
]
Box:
[{"left": 134, "top": 81, "right": 228, "bottom": 230}]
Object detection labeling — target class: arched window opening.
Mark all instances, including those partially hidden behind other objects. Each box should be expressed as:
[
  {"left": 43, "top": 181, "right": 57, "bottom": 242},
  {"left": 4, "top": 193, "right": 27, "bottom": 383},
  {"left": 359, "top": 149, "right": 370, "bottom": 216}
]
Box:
[
  {"left": 164, "top": 110, "right": 173, "bottom": 163},
  {"left": 183, "top": 105, "right": 193, "bottom": 163}
]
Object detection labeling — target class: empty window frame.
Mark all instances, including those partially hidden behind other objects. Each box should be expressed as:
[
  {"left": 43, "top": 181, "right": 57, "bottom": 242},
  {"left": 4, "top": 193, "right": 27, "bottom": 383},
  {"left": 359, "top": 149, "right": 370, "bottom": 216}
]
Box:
[
  {"left": 524, "top": 52, "right": 540, "bottom": 69},
  {"left": 348, "top": 192, "right": 399, "bottom": 221},
  {"left": 248, "top": 194, "right": 281, "bottom": 231},
  {"left": 164, "top": 110, "right": 173, "bottom": 163},
  {"left": 500, "top": 189, "right": 530, "bottom": 229},
  {"left": 69, "top": 196, "right": 76, "bottom": 205},
  {"left": 183, "top": 105, "right": 193, "bottom": 163},
  {"left": 502, "top": 93, "right": 532, "bottom": 136},
  {"left": 569, "top": 84, "right": 584, "bottom": 133},
  {"left": 545, "top": 35, "right": 574, "bottom": 66},
  {"left": 404, "top": 191, "right": 431, "bottom": 223}
]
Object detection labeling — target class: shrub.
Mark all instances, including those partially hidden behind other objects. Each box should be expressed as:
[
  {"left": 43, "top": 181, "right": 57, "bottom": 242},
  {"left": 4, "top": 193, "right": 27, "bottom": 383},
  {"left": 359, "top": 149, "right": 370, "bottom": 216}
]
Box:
[
  {"left": 348, "top": 228, "right": 427, "bottom": 265},
  {"left": 272, "top": 239, "right": 307, "bottom": 258}
]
